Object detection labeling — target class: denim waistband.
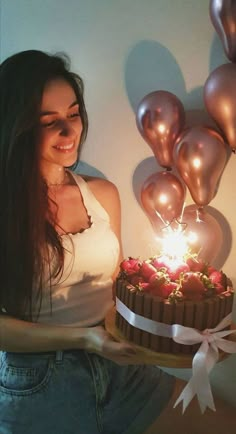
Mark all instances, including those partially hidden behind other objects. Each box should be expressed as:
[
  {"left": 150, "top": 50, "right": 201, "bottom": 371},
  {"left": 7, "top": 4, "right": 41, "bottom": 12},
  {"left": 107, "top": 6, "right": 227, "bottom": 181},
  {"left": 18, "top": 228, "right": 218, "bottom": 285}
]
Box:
[{"left": 1, "top": 348, "right": 82, "bottom": 363}]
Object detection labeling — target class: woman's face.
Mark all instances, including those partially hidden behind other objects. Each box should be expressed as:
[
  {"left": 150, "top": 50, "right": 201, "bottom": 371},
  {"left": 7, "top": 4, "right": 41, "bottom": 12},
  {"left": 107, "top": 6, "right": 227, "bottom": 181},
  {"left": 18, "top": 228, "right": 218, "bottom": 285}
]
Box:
[{"left": 38, "top": 77, "right": 83, "bottom": 173}]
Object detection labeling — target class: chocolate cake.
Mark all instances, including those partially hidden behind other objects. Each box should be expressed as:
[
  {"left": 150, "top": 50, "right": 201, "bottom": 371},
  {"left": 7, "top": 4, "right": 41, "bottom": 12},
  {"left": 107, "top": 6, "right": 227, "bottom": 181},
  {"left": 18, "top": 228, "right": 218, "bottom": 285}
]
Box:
[{"left": 115, "top": 256, "right": 234, "bottom": 354}]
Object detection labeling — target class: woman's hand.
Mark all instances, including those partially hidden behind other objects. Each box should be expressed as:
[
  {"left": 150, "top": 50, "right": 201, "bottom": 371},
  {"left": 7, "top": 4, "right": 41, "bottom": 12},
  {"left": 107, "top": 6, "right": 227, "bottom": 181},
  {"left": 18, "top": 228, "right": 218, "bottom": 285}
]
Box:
[{"left": 85, "top": 325, "right": 137, "bottom": 365}]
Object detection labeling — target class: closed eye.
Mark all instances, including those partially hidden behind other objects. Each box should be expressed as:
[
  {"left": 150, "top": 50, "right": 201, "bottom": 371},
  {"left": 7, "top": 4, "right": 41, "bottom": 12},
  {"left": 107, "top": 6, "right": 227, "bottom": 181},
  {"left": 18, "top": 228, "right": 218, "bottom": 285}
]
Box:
[
  {"left": 68, "top": 112, "right": 80, "bottom": 119},
  {"left": 41, "top": 120, "right": 56, "bottom": 128}
]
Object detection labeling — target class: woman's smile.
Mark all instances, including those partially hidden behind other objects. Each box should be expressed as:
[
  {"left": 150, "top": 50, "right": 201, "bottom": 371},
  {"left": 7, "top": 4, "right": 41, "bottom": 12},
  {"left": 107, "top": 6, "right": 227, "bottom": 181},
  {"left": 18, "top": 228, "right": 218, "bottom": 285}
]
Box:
[{"left": 53, "top": 142, "right": 76, "bottom": 152}]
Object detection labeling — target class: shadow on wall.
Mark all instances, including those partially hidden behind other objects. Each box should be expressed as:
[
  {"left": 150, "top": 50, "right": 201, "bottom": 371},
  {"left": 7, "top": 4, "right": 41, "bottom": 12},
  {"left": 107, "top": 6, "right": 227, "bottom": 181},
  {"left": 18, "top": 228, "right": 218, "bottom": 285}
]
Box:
[
  {"left": 124, "top": 38, "right": 232, "bottom": 267},
  {"left": 206, "top": 205, "right": 232, "bottom": 269},
  {"left": 125, "top": 39, "right": 204, "bottom": 115},
  {"left": 209, "top": 33, "right": 229, "bottom": 72},
  {"left": 124, "top": 36, "right": 227, "bottom": 113}
]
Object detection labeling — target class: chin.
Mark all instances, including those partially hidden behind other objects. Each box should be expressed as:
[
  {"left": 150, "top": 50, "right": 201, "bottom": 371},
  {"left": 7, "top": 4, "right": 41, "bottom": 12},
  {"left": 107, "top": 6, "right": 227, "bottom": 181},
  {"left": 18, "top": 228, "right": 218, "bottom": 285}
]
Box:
[{"left": 64, "top": 152, "right": 79, "bottom": 168}]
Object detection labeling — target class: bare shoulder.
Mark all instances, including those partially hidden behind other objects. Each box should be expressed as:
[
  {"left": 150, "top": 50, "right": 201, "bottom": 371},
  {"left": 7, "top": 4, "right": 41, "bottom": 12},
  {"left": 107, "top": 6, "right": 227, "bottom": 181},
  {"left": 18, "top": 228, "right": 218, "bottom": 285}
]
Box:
[
  {"left": 81, "top": 175, "right": 120, "bottom": 202},
  {"left": 71, "top": 173, "right": 120, "bottom": 214}
]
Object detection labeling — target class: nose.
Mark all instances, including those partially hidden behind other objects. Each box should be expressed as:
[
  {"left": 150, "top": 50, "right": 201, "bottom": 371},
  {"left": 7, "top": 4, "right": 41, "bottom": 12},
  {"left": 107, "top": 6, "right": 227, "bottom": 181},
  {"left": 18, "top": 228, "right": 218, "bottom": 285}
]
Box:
[{"left": 58, "top": 119, "right": 78, "bottom": 138}]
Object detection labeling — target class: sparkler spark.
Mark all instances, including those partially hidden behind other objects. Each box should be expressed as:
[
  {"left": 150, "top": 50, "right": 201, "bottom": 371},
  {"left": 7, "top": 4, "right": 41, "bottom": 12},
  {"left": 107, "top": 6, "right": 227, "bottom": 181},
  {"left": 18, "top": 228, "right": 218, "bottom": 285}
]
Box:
[
  {"left": 157, "top": 225, "right": 189, "bottom": 259},
  {"left": 154, "top": 202, "right": 202, "bottom": 261},
  {"left": 156, "top": 222, "right": 200, "bottom": 261}
]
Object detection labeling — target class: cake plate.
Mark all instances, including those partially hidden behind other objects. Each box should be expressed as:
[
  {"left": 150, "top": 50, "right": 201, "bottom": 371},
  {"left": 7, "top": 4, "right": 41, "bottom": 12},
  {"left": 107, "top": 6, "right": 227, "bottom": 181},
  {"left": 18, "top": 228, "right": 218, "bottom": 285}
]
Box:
[{"left": 105, "top": 306, "right": 236, "bottom": 368}]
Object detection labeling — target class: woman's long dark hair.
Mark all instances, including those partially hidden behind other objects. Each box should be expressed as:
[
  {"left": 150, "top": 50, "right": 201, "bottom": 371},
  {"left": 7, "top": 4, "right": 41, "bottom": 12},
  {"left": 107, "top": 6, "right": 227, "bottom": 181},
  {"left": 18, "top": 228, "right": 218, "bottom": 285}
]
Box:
[{"left": 0, "top": 50, "right": 88, "bottom": 320}]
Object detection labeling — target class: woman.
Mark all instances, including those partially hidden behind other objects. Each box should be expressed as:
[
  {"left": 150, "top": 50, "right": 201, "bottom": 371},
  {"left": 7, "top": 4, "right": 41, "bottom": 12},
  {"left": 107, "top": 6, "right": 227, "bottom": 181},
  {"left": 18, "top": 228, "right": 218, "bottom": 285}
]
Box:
[{"left": 0, "top": 50, "right": 235, "bottom": 434}]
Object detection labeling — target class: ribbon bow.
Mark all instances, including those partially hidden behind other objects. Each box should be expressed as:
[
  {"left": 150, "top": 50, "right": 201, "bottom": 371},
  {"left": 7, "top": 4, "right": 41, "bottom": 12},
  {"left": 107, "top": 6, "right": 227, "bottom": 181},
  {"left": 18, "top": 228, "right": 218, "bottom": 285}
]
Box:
[
  {"left": 172, "top": 314, "right": 236, "bottom": 413},
  {"left": 116, "top": 297, "right": 236, "bottom": 413}
]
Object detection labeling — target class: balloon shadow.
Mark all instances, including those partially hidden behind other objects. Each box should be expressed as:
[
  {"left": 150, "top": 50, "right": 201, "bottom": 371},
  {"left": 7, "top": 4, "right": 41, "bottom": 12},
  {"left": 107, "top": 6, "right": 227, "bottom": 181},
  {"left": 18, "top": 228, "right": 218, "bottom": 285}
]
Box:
[
  {"left": 124, "top": 40, "right": 186, "bottom": 113},
  {"left": 124, "top": 39, "right": 228, "bottom": 132},
  {"left": 205, "top": 205, "right": 232, "bottom": 269},
  {"left": 185, "top": 108, "right": 220, "bottom": 130},
  {"left": 124, "top": 40, "right": 210, "bottom": 113},
  {"left": 209, "top": 33, "right": 229, "bottom": 73}
]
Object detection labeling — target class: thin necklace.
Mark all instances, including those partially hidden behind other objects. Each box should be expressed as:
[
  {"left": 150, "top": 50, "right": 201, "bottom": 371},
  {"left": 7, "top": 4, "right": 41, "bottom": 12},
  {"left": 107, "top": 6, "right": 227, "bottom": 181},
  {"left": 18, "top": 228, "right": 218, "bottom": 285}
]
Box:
[{"left": 47, "top": 170, "right": 70, "bottom": 188}]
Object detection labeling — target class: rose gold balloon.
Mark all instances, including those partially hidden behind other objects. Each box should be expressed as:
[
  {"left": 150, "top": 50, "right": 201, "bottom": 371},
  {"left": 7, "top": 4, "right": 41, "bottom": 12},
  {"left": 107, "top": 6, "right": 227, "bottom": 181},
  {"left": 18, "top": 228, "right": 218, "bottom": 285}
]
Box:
[
  {"left": 182, "top": 205, "right": 223, "bottom": 263},
  {"left": 136, "top": 91, "right": 185, "bottom": 170},
  {"left": 210, "top": 0, "right": 236, "bottom": 62},
  {"left": 204, "top": 63, "right": 236, "bottom": 151},
  {"left": 173, "top": 126, "right": 229, "bottom": 207},
  {"left": 141, "top": 171, "right": 186, "bottom": 229}
]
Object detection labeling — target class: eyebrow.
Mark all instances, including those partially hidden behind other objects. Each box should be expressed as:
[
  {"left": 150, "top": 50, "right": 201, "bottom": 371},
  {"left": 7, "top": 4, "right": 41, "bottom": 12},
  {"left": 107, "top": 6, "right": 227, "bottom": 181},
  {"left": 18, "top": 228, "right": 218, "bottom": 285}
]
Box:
[{"left": 40, "top": 100, "right": 79, "bottom": 116}]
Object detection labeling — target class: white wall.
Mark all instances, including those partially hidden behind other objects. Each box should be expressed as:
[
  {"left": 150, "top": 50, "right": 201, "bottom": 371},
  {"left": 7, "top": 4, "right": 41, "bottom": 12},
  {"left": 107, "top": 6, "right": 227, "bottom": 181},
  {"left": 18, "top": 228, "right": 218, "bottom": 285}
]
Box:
[{"left": 1, "top": 0, "right": 236, "bottom": 406}]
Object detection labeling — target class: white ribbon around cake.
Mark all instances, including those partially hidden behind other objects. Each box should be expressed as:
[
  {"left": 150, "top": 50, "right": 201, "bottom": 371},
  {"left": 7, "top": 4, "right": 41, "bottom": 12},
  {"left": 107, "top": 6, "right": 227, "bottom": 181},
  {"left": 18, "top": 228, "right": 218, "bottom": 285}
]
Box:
[{"left": 116, "top": 297, "right": 236, "bottom": 414}]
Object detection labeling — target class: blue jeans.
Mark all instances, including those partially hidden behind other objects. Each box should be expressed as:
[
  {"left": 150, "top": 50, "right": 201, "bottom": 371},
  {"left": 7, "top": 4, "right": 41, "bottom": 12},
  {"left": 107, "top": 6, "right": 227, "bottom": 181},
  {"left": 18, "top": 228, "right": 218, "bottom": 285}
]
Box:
[{"left": 0, "top": 350, "right": 174, "bottom": 434}]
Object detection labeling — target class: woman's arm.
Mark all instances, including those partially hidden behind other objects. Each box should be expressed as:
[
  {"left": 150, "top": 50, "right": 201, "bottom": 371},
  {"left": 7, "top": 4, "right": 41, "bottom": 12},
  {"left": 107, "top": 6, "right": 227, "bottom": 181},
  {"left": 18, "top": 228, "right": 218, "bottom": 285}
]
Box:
[
  {"left": 0, "top": 314, "right": 88, "bottom": 352},
  {"left": 0, "top": 315, "right": 136, "bottom": 362}
]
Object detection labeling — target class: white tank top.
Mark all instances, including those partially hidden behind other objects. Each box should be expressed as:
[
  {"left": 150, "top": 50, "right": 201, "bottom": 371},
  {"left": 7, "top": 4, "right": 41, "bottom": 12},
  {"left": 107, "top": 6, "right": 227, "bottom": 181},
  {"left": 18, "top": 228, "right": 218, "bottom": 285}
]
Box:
[{"left": 38, "top": 173, "right": 119, "bottom": 327}]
